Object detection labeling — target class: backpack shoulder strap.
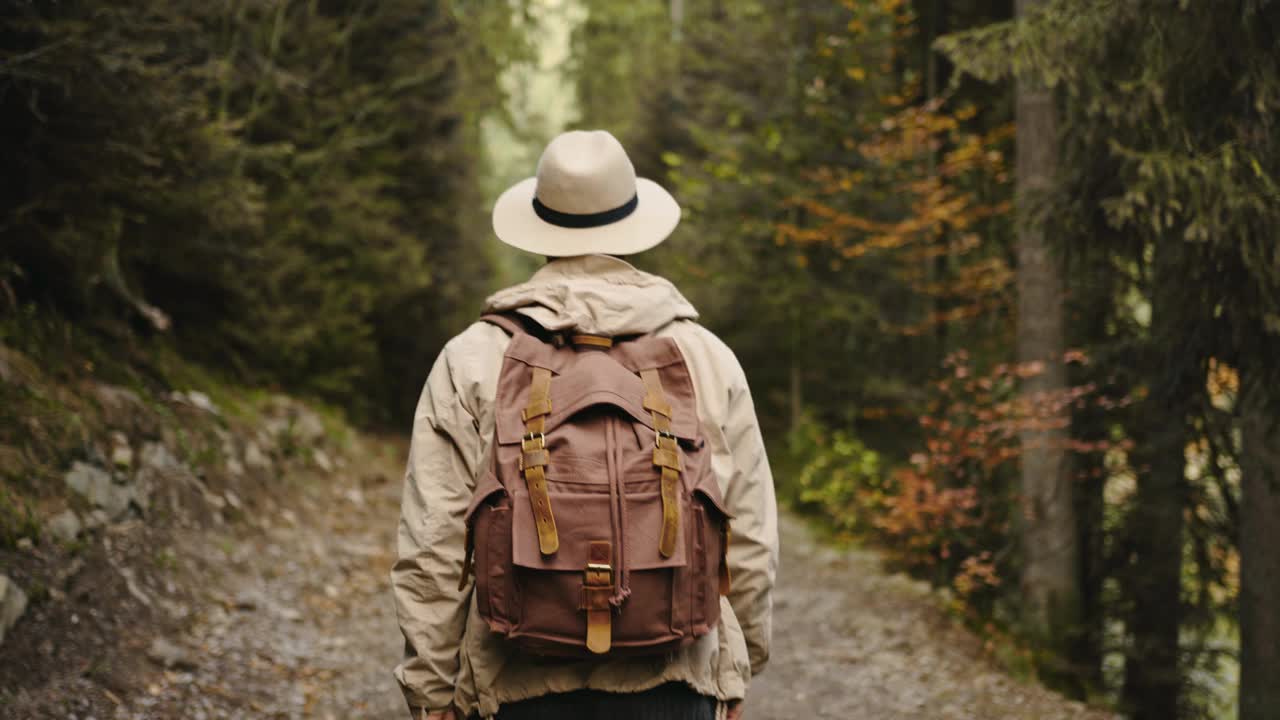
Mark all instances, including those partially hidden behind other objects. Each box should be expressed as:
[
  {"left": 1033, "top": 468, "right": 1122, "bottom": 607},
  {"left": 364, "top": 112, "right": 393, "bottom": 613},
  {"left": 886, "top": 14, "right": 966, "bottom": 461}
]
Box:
[
  {"left": 479, "top": 312, "right": 528, "bottom": 337},
  {"left": 479, "top": 311, "right": 561, "bottom": 556},
  {"left": 480, "top": 311, "right": 566, "bottom": 347}
]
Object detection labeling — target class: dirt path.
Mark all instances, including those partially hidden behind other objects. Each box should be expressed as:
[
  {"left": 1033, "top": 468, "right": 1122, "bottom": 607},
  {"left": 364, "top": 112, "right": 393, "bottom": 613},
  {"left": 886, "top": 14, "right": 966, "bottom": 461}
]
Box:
[
  {"left": 136, "top": 438, "right": 407, "bottom": 720},
  {"left": 749, "top": 517, "right": 1111, "bottom": 720},
  {"left": 136, "top": 439, "right": 1110, "bottom": 720}
]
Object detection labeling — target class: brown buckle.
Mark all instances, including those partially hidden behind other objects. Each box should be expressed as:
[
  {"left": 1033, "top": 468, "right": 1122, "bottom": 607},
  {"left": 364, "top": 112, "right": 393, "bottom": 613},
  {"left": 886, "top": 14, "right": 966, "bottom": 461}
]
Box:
[{"left": 584, "top": 562, "right": 613, "bottom": 587}]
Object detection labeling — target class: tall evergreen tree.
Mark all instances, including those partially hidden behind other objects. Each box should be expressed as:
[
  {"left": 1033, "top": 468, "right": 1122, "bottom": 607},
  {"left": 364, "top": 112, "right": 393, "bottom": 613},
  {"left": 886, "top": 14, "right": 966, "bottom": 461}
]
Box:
[
  {"left": 942, "top": 0, "right": 1280, "bottom": 715},
  {"left": 0, "top": 0, "right": 506, "bottom": 422},
  {"left": 1011, "top": 0, "right": 1081, "bottom": 693}
]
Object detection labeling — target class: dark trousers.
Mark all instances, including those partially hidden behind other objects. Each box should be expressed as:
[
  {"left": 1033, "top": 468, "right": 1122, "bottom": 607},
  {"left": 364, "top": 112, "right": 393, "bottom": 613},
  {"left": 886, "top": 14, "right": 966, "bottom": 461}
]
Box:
[{"left": 494, "top": 682, "right": 716, "bottom": 720}]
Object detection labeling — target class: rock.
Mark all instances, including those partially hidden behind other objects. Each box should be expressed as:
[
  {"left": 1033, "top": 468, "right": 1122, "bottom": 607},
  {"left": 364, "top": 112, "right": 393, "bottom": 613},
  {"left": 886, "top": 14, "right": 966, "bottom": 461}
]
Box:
[
  {"left": 64, "top": 461, "right": 133, "bottom": 520},
  {"left": 92, "top": 383, "right": 148, "bottom": 432},
  {"left": 138, "top": 442, "right": 183, "bottom": 475},
  {"left": 170, "top": 389, "right": 216, "bottom": 413},
  {"left": 312, "top": 448, "right": 334, "bottom": 473},
  {"left": 221, "top": 434, "right": 245, "bottom": 477},
  {"left": 0, "top": 574, "right": 29, "bottom": 646},
  {"left": 263, "top": 416, "right": 291, "bottom": 441},
  {"left": 109, "top": 431, "right": 133, "bottom": 469},
  {"left": 263, "top": 397, "right": 325, "bottom": 444},
  {"left": 201, "top": 489, "right": 226, "bottom": 510},
  {"left": 254, "top": 428, "right": 275, "bottom": 451},
  {"left": 293, "top": 408, "right": 326, "bottom": 444},
  {"left": 47, "top": 509, "right": 83, "bottom": 543},
  {"left": 115, "top": 564, "right": 153, "bottom": 608},
  {"left": 223, "top": 490, "right": 243, "bottom": 510},
  {"left": 83, "top": 509, "right": 111, "bottom": 531},
  {"left": 135, "top": 442, "right": 195, "bottom": 512},
  {"left": 185, "top": 390, "right": 219, "bottom": 416},
  {"left": 147, "top": 636, "right": 197, "bottom": 671},
  {"left": 110, "top": 444, "right": 133, "bottom": 470},
  {"left": 158, "top": 598, "right": 191, "bottom": 622},
  {"left": 244, "top": 441, "right": 271, "bottom": 471}
]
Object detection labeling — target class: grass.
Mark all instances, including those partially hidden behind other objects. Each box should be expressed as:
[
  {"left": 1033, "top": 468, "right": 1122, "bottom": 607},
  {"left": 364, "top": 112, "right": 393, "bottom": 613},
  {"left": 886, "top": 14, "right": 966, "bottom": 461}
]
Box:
[
  {"left": 0, "top": 483, "right": 40, "bottom": 549},
  {"left": 0, "top": 305, "right": 349, "bottom": 551}
]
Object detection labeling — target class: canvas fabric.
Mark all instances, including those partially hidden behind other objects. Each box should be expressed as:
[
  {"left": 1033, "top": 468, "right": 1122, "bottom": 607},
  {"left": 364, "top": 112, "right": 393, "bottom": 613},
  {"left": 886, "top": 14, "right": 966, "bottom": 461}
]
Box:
[
  {"left": 466, "top": 311, "right": 731, "bottom": 658},
  {"left": 391, "top": 255, "right": 778, "bottom": 719}
]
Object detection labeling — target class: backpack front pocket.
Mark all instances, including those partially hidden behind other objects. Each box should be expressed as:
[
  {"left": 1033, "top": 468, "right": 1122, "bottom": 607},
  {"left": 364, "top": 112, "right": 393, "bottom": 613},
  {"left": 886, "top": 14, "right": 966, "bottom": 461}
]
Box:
[
  {"left": 508, "top": 488, "right": 689, "bottom": 652},
  {"left": 465, "top": 473, "right": 516, "bottom": 633}
]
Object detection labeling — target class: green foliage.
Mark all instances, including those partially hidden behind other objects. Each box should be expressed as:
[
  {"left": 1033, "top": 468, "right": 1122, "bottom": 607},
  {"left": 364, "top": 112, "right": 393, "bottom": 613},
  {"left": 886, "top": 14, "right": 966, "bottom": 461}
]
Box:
[
  {"left": 0, "top": 483, "right": 40, "bottom": 550},
  {"left": 626, "top": 0, "right": 947, "bottom": 451},
  {"left": 786, "top": 417, "right": 884, "bottom": 538},
  {"left": 0, "top": 0, "right": 507, "bottom": 422},
  {"left": 940, "top": 0, "right": 1280, "bottom": 372},
  {"left": 939, "top": 0, "right": 1280, "bottom": 714}
]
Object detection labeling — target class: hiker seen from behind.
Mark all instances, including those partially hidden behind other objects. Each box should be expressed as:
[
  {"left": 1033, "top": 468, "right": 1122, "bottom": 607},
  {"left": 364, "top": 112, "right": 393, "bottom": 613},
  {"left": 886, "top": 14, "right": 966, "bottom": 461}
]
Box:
[{"left": 391, "top": 130, "right": 779, "bottom": 720}]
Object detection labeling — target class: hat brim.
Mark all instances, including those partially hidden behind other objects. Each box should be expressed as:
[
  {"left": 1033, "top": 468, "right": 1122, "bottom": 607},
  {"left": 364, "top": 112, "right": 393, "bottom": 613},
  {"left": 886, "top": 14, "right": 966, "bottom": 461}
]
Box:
[{"left": 492, "top": 177, "right": 681, "bottom": 257}]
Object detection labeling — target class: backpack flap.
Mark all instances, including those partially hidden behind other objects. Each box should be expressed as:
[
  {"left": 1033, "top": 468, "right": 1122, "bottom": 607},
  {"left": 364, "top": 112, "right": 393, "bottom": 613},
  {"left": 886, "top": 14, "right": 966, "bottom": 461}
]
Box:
[
  {"left": 510, "top": 489, "right": 689, "bottom": 572},
  {"left": 493, "top": 346, "right": 699, "bottom": 446}
]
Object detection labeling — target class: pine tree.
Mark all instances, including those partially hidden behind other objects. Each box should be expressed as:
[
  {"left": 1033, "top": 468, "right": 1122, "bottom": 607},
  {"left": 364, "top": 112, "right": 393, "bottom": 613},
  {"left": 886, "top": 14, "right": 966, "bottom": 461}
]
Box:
[
  {"left": 1010, "top": 0, "right": 1082, "bottom": 693},
  {"left": 941, "top": 0, "right": 1280, "bottom": 714}
]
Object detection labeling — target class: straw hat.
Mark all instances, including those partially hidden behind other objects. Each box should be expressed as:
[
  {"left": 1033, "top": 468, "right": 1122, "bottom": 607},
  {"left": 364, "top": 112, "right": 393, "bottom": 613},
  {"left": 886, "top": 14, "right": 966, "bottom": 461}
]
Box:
[{"left": 492, "top": 130, "right": 681, "bottom": 257}]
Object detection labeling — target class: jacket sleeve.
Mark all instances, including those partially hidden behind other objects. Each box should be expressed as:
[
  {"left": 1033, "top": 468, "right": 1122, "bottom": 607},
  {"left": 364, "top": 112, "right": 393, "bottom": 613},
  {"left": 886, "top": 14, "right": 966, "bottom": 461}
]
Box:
[
  {"left": 391, "top": 326, "right": 499, "bottom": 713},
  {"left": 720, "top": 353, "right": 780, "bottom": 676}
]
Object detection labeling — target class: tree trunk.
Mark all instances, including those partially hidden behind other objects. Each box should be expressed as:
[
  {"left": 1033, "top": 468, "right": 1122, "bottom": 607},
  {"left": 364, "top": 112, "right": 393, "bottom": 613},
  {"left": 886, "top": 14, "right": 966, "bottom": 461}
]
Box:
[
  {"left": 1122, "top": 245, "right": 1190, "bottom": 720},
  {"left": 926, "top": 0, "right": 950, "bottom": 359},
  {"left": 1239, "top": 383, "right": 1280, "bottom": 720},
  {"left": 789, "top": 360, "right": 802, "bottom": 435},
  {"left": 1014, "top": 0, "right": 1081, "bottom": 694},
  {"left": 669, "top": 0, "right": 684, "bottom": 43},
  {"left": 1070, "top": 224, "right": 1123, "bottom": 695},
  {"left": 1122, "top": 410, "right": 1185, "bottom": 719},
  {"left": 1072, "top": 375, "right": 1111, "bottom": 695}
]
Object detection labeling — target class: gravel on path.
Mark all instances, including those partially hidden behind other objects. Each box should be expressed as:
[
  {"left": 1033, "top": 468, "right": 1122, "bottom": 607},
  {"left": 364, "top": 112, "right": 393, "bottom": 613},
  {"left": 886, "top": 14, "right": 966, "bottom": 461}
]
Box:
[
  {"left": 748, "top": 515, "right": 1113, "bottom": 720},
  {"left": 135, "top": 443, "right": 1112, "bottom": 720}
]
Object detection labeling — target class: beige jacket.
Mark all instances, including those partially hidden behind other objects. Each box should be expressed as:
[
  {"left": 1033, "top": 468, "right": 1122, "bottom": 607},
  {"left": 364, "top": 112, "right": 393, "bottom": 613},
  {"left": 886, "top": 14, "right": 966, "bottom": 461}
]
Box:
[{"left": 391, "top": 255, "right": 778, "bottom": 718}]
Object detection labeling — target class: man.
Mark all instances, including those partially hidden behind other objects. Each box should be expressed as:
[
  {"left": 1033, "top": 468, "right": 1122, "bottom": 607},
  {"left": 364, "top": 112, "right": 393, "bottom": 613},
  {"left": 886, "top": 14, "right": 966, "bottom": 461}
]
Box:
[{"left": 391, "top": 130, "right": 778, "bottom": 720}]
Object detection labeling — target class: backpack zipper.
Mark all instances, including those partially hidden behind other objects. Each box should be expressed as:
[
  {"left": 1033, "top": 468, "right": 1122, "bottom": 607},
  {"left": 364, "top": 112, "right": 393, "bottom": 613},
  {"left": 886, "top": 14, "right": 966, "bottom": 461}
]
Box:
[{"left": 605, "top": 416, "right": 631, "bottom": 606}]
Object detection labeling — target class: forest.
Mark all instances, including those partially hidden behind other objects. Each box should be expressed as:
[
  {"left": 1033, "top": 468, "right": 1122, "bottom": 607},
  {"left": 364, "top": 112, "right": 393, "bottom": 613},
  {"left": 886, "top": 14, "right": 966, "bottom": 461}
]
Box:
[{"left": 2, "top": 1, "right": 1278, "bottom": 719}]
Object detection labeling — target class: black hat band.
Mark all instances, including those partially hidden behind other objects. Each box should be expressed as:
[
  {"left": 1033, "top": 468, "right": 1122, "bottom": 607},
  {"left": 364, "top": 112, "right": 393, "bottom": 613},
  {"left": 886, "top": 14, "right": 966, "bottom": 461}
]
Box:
[{"left": 532, "top": 194, "right": 638, "bottom": 229}]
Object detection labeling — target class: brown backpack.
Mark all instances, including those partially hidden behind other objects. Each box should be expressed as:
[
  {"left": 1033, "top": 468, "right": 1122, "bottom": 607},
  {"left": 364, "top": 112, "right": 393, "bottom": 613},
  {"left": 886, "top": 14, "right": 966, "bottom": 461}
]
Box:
[{"left": 459, "top": 313, "right": 732, "bottom": 657}]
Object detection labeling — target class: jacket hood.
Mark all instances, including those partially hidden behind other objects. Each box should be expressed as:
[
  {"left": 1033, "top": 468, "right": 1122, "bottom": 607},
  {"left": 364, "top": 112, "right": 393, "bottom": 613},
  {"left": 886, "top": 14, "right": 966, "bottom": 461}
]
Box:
[{"left": 482, "top": 255, "right": 698, "bottom": 336}]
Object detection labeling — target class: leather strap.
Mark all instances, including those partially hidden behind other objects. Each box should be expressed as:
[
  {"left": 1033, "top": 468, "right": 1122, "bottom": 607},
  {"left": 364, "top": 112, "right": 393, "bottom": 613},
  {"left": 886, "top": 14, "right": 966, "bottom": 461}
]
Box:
[
  {"left": 584, "top": 540, "right": 613, "bottom": 653},
  {"left": 640, "top": 368, "right": 680, "bottom": 558},
  {"left": 480, "top": 312, "right": 565, "bottom": 346},
  {"left": 570, "top": 334, "right": 614, "bottom": 349},
  {"left": 523, "top": 367, "right": 559, "bottom": 555},
  {"left": 478, "top": 312, "right": 525, "bottom": 336}
]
